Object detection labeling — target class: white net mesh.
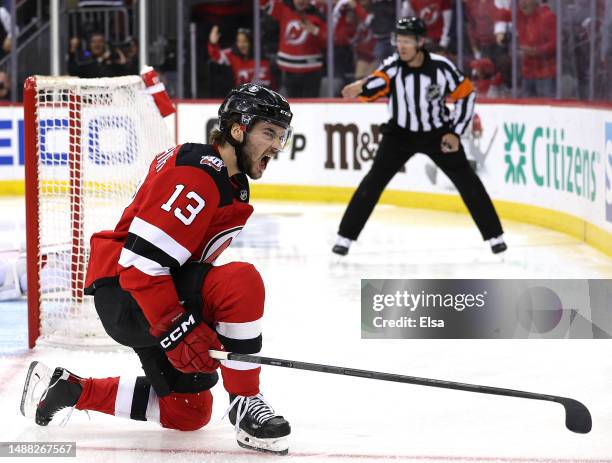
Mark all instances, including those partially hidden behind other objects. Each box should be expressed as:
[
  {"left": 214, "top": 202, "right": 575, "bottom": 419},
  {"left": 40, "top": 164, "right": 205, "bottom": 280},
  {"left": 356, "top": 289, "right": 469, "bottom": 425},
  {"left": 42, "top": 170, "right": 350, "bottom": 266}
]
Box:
[{"left": 32, "top": 75, "right": 174, "bottom": 347}]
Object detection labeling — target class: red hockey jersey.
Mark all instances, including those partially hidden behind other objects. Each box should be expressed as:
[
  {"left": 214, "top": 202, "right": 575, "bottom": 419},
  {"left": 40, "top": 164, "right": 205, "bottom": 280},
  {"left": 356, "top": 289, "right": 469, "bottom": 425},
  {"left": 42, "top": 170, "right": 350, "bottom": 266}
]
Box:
[
  {"left": 207, "top": 43, "right": 272, "bottom": 87},
  {"left": 407, "top": 0, "right": 452, "bottom": 43},
  {"left": 261, "top": 0, "right": 327, "bottom": 74},
  {"left": 84, "top": 143, "right": 253, "bottom": 326}
]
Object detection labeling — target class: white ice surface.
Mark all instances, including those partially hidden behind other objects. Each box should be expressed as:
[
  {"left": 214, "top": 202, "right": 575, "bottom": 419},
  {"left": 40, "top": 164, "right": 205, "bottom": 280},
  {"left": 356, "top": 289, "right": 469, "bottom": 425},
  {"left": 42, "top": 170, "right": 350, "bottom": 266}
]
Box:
[{"left": 0, "top": 196, "right": 611, "bottom": 462}]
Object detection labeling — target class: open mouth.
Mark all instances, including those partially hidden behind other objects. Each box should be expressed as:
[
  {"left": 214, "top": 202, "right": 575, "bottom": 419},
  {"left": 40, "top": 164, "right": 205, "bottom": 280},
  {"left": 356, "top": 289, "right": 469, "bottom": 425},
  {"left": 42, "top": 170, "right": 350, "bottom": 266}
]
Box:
[{"left": 259, "top": 155, "right": 271, "bottom": 170}]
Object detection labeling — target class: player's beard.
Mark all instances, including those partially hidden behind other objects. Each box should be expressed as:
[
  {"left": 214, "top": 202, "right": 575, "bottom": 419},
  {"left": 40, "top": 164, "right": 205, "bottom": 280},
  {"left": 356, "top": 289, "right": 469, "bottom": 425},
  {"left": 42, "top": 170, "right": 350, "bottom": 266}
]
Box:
[{"left": 240, "top": 139, "right": 272, "bottom": 180}]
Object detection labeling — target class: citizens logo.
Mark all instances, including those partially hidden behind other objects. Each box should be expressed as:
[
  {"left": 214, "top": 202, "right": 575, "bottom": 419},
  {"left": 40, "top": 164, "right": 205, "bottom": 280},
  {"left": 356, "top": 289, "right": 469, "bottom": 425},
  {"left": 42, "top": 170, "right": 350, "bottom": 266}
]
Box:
[
  {"left": 503, "top": 122, "right": 600, "bottom": 202},
  {"left": 605, "top": 123, "right": 612, "bottom": 223}
]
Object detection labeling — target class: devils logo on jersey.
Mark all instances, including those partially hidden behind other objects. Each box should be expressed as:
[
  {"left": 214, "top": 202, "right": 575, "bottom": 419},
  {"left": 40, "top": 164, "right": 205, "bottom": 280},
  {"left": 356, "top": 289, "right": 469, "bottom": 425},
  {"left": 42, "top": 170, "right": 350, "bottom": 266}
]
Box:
[
  {"left": 419, "top": 6, "right": 440, "bottom": 25},
  {"left": 200, "top": 227, "right": 244, "bottom": 264},
  {"left": 285, "top": 20, "right": 308, "bottom": 46}
]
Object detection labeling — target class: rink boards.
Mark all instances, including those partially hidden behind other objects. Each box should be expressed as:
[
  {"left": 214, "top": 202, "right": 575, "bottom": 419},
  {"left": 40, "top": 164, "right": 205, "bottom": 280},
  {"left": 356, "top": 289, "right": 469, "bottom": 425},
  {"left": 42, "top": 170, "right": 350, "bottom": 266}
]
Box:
[{"left": 0, "top": 99, "right": 611, "bottom": 254}]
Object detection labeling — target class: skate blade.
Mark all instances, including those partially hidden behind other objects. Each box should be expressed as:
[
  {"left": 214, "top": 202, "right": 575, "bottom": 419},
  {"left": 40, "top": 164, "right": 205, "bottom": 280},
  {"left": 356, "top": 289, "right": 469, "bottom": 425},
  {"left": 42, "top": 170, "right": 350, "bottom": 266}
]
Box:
[
  {"left": 20, "top": 361, "right": 52, "bottom": 418},
  {"left": 236, "top": 430, "right": 289, "bottom": 456}
]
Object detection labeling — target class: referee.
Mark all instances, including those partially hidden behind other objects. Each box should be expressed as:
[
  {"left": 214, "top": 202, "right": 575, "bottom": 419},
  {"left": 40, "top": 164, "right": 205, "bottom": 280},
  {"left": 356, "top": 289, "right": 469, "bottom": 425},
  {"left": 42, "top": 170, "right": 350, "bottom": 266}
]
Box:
[{"left": 332, "top": 17, "right": 506, "bottom": 256}]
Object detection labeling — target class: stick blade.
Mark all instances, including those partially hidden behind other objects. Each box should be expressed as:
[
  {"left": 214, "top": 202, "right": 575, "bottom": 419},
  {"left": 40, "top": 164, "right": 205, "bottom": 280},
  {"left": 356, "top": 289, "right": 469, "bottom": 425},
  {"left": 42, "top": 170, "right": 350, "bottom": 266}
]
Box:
[{"left": 557, "top": 397, "right": 592, "bottom": 434}]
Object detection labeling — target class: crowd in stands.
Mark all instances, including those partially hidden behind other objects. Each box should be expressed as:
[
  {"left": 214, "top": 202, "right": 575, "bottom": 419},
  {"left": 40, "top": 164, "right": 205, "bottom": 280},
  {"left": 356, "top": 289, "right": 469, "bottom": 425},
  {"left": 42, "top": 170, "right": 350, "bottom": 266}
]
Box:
[
  {"left": 31, "top": 0, "right": 608, "bottom": 101},
  {"left": 68, "top": 32, "right": 138, "bottom": 78},
  {"left": 198, "top": 0, "right": 571, "bottom": 99}
]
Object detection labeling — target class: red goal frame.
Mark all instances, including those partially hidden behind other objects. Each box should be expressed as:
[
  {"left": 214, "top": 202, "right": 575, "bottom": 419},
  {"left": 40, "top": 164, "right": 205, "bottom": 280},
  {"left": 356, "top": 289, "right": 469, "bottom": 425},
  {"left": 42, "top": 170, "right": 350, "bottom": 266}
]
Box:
[{"left": 24, "top": 76, "right": 85, "bottom": 348}]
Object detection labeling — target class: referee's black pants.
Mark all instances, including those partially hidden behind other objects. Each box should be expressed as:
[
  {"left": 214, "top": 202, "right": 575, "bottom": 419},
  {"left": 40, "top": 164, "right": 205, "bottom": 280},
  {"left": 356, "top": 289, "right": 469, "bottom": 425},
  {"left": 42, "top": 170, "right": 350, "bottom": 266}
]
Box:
[{"left": 338, "top": 126, "right": 503, "bottom": 241}]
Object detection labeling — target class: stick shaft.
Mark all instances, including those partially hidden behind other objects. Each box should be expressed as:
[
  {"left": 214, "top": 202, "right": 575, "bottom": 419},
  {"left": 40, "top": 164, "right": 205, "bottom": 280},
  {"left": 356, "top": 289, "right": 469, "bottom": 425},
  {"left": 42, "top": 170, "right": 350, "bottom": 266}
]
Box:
[
  {"left": 210, "top": 350, "right": 558, "bottom": 403},
  {"left": 209, "top": 350, "right": 591, "bottom": 434}
]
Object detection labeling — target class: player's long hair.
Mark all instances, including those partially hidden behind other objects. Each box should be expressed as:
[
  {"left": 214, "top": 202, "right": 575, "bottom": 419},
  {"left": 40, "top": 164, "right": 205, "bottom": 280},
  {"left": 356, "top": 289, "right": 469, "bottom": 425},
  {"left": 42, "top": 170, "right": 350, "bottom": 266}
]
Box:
[{"left": 209, "top": 114, "right": 241, "bottom": 146}]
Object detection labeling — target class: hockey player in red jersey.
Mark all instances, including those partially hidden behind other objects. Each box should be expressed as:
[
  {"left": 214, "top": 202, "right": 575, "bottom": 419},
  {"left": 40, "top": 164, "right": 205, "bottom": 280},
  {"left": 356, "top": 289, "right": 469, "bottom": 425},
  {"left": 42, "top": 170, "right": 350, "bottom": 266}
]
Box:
[{"left": 21, "top": 84, "right": 294, "bottom": 455}]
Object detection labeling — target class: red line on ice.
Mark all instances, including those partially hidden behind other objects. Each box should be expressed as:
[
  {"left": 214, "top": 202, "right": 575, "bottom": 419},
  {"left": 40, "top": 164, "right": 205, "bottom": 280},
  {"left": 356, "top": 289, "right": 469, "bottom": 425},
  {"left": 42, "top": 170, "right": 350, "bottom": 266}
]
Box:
[{"left": 76, "top": 446, "right": 612, "bottom": 462}]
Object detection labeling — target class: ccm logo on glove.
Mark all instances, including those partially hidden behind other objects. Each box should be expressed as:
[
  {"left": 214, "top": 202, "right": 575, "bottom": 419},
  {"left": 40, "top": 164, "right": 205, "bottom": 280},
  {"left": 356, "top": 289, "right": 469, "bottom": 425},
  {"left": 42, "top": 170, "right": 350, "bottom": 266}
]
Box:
[{"left": 159, "top": 313, "right": 197, "bottom": 350}]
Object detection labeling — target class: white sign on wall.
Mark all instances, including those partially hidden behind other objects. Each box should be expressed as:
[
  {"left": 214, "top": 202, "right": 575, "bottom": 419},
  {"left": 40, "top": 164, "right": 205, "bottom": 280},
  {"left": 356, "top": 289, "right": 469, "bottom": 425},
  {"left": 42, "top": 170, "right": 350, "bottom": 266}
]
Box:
[{"left": 176, "top": 101, "right": 612, "bottom": 234}]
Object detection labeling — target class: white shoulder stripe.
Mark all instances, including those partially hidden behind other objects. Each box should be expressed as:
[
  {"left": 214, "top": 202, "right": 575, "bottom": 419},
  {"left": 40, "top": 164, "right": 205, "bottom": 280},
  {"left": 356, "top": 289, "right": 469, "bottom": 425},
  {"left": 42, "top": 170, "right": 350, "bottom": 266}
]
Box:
[
  {"left": 118, "top": 248, "right": 171, "bottom": 276},
  {"left": 429, "top": 52, "right": 459, "bottom": 71},
  {"left": 380, "top": 52, "right": 400, "bottom": 68},
  {"left": 129, "top": 217, "right": 191, "bottom": 265}
]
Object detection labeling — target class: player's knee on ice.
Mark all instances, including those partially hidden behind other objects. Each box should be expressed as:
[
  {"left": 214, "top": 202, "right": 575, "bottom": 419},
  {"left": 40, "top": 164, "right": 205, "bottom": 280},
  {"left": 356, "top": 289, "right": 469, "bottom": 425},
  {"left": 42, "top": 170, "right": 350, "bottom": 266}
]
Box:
[{"left": 159, "top": 391, "right": 213, "bottom": 431}]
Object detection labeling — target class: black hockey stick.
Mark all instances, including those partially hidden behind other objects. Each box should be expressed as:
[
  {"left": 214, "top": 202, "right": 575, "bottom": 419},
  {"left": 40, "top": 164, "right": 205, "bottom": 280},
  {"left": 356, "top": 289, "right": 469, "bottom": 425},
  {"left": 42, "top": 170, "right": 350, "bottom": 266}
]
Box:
[{"left": 209, "top": 350, "right": 591, "bottom": 434}]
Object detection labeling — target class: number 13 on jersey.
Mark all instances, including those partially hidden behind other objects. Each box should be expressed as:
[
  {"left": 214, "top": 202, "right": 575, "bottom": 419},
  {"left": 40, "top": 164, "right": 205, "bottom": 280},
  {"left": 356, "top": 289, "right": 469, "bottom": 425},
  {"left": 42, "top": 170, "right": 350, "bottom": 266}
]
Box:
[{"left": 161, "top": 184, "right": 205, "bottom": 226}]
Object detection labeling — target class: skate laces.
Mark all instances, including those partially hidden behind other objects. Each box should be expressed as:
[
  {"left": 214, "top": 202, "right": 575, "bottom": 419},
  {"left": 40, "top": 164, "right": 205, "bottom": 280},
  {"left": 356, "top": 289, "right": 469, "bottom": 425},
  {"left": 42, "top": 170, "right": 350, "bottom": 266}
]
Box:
[
  {"left": 39, "top": 370, "right": 88, "bottom": 427},
  {"left": 222, "top": 394, "right": 276, "bottom": 432},
  {"left": 38, "top": 370, "right": 66, "bottom": 405}
]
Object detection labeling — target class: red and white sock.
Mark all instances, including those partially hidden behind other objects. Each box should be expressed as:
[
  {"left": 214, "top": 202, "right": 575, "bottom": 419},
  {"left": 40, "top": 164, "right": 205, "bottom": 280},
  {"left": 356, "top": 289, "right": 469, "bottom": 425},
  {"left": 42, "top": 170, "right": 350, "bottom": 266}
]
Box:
[{"left": 76, "top": 376, "right": 159, "bottom": 423}]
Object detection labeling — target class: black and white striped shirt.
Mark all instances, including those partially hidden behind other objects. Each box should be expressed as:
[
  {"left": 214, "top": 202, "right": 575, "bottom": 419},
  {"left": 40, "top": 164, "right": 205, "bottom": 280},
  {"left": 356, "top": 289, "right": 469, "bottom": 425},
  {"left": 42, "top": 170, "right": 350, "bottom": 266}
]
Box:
[{"left": 359, "top": 50, "right": 476, "bottom": 135}]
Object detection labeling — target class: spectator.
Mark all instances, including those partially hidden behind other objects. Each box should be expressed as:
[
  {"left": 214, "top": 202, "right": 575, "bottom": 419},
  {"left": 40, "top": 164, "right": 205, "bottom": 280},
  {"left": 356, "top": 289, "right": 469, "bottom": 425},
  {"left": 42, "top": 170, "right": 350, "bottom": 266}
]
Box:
[
  {"left": 353, "top": 0, "right": 377, "bottom": 79},
  {"left": 403, "top": 0, "right": 452, "bottom": 49},
  {"left": 122, "top": 37, "right": 139, "bottom": 75},
  {"left": 261, "top": 0, "right": 327, "bottom": 98},
  {"left": 470, "top": 58, "right": 507, "bottom": 97},
  {"left": 498, "top": 0, "right": 557, "bottom": 98},
  {"left": 0, "top": 4, "right": 14, "bottom": 61},
  {"left": 78, "top": 1, "right": 126, "bottom": 5},
  {"left": 208, "top": 25, "right": 273, "bottom": 87},
  {"left": 369, "top": 0, "right": 396, "bottom": 63},
  {"left": 464, "top": 0, "right": 504, "bottom": 59},
  {"left": 0, "top": 71, "right": 10, "bottom": 100},
  {"left": 68, "top": 31, "right": 128, "bottom": 78},
  {"left": 315, "top": 0, "right": 369, "bottom": 86}
]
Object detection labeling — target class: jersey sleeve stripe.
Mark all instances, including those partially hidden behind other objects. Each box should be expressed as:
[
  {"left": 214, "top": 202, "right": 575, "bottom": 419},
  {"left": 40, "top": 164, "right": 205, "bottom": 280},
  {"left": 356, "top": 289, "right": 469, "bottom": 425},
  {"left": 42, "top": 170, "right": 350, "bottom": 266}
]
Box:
[
  {"left": 129, "top": 217, "right": 192, "bottom": 265},
  {"left": 453, "top": 91, "right": 476, "bottom": 135},
  {"left": 360, "top": 70, "right": 392, "bottom": 101},
  {"left": 118, "top": 247, "right": 171, "bottom": 277},
  {"left": 124, "top": 232, "right": 180, "bottom": 268},
  {"left": 449, "top": 78, "right": 474, "bottom": 101}
]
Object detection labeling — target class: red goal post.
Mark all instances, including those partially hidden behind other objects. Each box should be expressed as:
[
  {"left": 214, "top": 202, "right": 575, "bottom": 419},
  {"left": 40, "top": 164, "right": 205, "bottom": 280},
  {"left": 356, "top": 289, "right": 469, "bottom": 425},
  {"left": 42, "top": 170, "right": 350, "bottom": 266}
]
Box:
[{"left": 24, "top": 75, "right": 174, "bottom": 348}]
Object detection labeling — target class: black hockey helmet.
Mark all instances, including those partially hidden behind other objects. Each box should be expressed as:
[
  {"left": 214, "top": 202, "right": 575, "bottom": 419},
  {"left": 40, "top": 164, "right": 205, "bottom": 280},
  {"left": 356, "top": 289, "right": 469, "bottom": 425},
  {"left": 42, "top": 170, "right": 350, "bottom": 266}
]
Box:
[
  {"left": 218, "top": 83, "right": 293, "bottom": 174},
  {"left": 395, "top": 16, "right": 427, "bottom": 37},
  {"left": 219, "top": 83, "right": 292, "bottom": 138}
]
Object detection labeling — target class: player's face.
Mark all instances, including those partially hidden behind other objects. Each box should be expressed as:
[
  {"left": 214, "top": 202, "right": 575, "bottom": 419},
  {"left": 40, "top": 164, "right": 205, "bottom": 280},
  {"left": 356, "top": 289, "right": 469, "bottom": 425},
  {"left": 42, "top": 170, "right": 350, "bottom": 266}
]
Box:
[
  {"left": 89, "top": 34, "right": 106, "bottom": 57},
  {"left": 396, "top": 35, "right": 421, "bottom": 62},
  {"left": 236, "top": 32, "right": 250, "bottom": 56},
  {"left": 519, "top": 0, "right": 537, "bottom": 15},
  {"left": 241, "top": 121, "right": 291, "bottom": 180},
  {"left": 293, "top": 0, "right": 309, "bottom": 11}
]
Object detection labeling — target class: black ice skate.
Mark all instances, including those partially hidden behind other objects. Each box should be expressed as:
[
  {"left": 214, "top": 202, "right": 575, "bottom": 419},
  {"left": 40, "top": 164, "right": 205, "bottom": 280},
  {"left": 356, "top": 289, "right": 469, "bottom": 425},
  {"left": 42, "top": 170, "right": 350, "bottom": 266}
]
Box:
[
  {"left": 28, "top": 363, "right": 84, "bottom": 426},
  {"left": 223, "top": 393, "right": 291, "bottom": 455}
]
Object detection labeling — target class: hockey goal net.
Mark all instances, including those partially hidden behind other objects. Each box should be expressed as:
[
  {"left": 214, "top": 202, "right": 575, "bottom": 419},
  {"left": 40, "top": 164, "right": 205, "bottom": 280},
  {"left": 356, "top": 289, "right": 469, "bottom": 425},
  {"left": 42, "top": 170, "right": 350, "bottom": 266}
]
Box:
[{"left": 24, "top": 75, "right": 174, "bottom": 348}]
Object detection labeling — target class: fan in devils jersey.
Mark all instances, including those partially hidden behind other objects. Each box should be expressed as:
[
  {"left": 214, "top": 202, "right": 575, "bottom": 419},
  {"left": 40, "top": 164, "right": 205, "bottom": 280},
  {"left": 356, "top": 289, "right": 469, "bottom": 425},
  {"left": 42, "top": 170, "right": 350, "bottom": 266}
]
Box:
[{"left": 21, "top": 84, "right": 294, "bottom": 455}]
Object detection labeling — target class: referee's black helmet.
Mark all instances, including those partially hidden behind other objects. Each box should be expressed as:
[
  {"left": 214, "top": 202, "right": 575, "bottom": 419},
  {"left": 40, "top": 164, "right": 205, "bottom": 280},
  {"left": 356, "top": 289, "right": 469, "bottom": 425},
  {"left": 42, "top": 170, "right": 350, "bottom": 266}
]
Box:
[{"left": 395, "top": 16, "right": 427, "bottom": 37}]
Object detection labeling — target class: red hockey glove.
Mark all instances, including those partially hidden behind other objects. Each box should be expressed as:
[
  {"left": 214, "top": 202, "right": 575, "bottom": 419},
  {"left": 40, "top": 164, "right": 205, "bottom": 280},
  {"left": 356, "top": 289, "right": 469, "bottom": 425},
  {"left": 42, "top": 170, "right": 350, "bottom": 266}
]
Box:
[{"left": 150, "top": 309, "right": 223, "bottom": 373}]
